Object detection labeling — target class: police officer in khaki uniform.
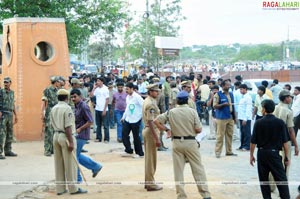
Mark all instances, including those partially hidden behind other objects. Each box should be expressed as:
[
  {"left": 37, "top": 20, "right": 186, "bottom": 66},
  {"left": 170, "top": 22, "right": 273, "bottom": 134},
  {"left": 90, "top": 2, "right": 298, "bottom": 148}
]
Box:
[
  {"left": 154, "top": 91, "right": 211, "bottom": 199},
  {"left": 213, "top": 80, "right": 237, "bottom": 158},
  {"left": 181, "top": 80, "right": 196, "bottom": 110},
  {"left": 142, "top": 84, "right": 163, "bottom": 191},
  {"left": 50, "top": 89, "right": 87, "bottom": 195},
  {"left": 152, "top": 77, "right": 167, "bottom": 151}
]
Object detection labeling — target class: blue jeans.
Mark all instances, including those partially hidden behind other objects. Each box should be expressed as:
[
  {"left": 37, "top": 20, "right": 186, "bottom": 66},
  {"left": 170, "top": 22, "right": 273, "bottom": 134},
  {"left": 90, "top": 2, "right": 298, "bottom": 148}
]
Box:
[
  {"left": 114, "top": 110, "right": 125, "bottom": 139},
  {"left": 108, "top": 104, "right": 115, "bottom": 128},
  {"left": 95, "top": 110, "right": 110, "bottom": 141},
  {"left": 139, "top": 120, "right": 144, "bottom": 143},
  {"left": 239, "top": 120, "right": 251, "bottom": 150},
  {"left": 165, "top": 96, "right": 169, "bottom": 111},
  {"left": 76, "top": 138, "right": 102, "bottom": 182}
]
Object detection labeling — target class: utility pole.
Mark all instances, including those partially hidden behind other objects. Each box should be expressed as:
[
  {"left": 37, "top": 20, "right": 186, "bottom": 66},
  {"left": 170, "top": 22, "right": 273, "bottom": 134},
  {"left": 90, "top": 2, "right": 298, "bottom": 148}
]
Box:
[
  {"left": 144, "top": 0, "right": 150, "bottom": 67},
  {"left": 286, "top": 25, "right": 290, "bottom": 68}
]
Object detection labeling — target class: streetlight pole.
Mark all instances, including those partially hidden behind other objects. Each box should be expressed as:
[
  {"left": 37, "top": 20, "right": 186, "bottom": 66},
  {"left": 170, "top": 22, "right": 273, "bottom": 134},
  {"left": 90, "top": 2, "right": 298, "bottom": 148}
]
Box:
[{"left": 145, "top": 0, "right": 150, "bottom": 68}]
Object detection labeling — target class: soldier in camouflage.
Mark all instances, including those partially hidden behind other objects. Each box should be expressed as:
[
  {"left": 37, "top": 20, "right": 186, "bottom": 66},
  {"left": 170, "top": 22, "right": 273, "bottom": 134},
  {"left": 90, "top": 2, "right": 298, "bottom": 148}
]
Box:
[
  {"left": 0, "top": 77, "right": 18, "bottom": 159},
  {"left": 41, "top": 76, "right": 60, "bottom": 156}
]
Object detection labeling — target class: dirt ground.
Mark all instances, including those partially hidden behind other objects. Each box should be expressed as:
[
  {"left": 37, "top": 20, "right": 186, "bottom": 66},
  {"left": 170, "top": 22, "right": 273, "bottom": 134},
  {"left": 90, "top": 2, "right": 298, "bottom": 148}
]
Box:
[{"left": 13, "top": 126, "right": 300, "bottom": 199}]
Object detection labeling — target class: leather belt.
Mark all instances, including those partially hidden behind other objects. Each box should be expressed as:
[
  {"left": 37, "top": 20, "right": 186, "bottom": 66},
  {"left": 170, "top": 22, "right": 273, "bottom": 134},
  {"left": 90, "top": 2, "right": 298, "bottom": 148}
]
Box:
[
  {"left": 258, "top": 148, "right": 279, "bottom": 152},
  {"left": 173, "top": 136, "right": 195, "bottom": 140},
  {"left": 55, "top": 131, "right": 65, "bottom": 134}
]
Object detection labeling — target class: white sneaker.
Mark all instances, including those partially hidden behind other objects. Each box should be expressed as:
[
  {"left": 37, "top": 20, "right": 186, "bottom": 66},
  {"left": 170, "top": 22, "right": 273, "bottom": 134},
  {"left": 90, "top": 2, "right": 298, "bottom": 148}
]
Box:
[{"left": 132, "top": 154, "right": 144, "bottom": 159}]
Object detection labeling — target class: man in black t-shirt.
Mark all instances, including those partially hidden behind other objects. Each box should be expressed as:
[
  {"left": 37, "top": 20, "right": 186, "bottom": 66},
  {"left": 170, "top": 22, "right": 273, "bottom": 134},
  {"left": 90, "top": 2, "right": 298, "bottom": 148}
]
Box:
[{"left": 250, "top": 99, "right": 290, "bottom": 199}]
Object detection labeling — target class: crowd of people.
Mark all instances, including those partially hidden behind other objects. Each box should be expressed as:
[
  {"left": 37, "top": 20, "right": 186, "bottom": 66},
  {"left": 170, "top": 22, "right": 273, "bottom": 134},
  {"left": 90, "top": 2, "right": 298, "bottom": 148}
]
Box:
[{"left": 0, "top": 69, "right": 299, "bottom": 198}]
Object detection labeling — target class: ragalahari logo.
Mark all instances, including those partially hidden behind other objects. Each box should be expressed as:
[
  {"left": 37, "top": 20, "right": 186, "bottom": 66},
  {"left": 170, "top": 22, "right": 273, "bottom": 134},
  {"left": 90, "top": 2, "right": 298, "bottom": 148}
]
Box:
[{"left": 262, "top": 1, "right": 300, "bottom": 10}]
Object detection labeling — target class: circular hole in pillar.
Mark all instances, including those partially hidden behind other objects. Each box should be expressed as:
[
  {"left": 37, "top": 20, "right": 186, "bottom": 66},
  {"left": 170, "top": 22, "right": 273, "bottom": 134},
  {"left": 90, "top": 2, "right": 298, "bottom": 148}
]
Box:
[
  {"left": 34, "top": 41, "right": 54, "bottom": 62},
  {"left": 5, "top": 42, "right": 12, "bottom": 64}
]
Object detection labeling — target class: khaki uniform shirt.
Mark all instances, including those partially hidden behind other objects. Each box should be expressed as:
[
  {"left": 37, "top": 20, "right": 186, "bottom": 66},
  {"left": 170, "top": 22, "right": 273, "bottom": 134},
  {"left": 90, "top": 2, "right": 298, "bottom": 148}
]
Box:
[
  {"left": 188, "top": 93, "right": 196, "bottom": 110},
  {"left": 170, "top": 87, "right": 179, "bottom": 108},
  {"left": 50, "top": 101, "right": 76, "bottom": 133},
  {"left": 274, "top": 102, "right": 294, "bottom": 128},
  {"left": 156, "top": 104, "right": 201, "bottom": 137},
  {"left": 156, "top": 91, "right": 165, "bottom": 113},
  {"left": 143, "top": 96, "right": 160, "bottom": 131}
]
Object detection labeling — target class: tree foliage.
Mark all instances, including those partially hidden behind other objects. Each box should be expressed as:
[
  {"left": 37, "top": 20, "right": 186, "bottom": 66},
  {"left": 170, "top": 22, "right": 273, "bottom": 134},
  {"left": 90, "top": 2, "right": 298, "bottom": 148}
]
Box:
[
  {"left": 0, "top": 0, "right": 127, "bottom": 53},
  {"left": 124, "top": 0, "right": 185, "bottom": 67},
  {"left": 180, "top": 41, "right": 300, "bottom": 64}
]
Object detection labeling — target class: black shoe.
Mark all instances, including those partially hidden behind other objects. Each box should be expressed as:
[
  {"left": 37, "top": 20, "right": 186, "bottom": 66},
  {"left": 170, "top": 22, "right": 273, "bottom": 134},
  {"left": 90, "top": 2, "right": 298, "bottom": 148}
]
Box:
[
  {"left": 0, "top": 155, "right": 6, "bottom": 159},
  {"left": 57, "top": 190, "right": 67, "bottom": 195},
  {"left": 86, "top": 141, "right": 90, "bottom": 144},
  {"left": 226, "top": 153, "right": 238, "bottom": 156},
  {"left": 81, "top": 149, "right": 88, "bottom": 153},
  {"left": 71, "top": 188, "right": 87, "bottom": 195},
  {"left": 5, "top": 151, "right": 17, "bottom": 157},
  {"left": 92, "top": 166, "right": 102, "bottom": 178},
  {"left": 146, "top": 185, "right": 163, "bottom": 191},
  {"left": 157, "top": 147, "right": 167, "bottom": 151},
  {"left": 117, "top": 138, "right": 122, "bottom": 143}
]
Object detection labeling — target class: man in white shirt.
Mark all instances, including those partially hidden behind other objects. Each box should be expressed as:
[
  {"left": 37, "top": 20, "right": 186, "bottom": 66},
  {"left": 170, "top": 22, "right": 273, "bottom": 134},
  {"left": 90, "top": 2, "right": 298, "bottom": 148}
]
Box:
[
  {"left": 270, "top": 79, "right": 282, "bottom": 104},
  {"left": 237, "top": 84, "right": 253, "bottom": 151},
  {"left": 137, "top": 77, "right": 147, "bottom": 96},
  {"left": 91, "top": 77, "right": 110, "bottom": 142},
  {"left": 121, "top": 82, "right": 144, "bottom": 158},
  {"left": 292, "top": 86, "right": 300, "bottom": 137}
]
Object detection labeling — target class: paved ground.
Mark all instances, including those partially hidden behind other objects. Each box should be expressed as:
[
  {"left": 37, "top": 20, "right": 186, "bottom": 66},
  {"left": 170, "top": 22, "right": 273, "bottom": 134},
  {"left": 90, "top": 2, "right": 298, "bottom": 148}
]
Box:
[{"left": 1, "top": 125, "right": 300, "bottom": 199}]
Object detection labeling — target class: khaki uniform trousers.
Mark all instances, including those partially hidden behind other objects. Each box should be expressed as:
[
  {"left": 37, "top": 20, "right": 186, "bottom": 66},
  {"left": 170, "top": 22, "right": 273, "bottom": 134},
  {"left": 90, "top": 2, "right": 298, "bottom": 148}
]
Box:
[
  {"left": 53, "top": 132, "right": 78, "bottom": 194},
  {"left": 142, "top": 127, "right": 158, "bottom": 188},
  {"left": 215, "top": 119, "right": 234, "bottom": 156},
  {"left": 172, "top": 139, "right": 210, "bottom": 199},
  {"left": 269, "top": 141, "right": 292, "bottom": 192}
]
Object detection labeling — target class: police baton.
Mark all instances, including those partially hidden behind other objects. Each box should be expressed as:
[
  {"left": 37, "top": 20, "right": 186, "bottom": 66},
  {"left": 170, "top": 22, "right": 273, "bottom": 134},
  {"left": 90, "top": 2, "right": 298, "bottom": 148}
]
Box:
[{"left": 66, "top": 140, "right": 88, "bottom": 186}]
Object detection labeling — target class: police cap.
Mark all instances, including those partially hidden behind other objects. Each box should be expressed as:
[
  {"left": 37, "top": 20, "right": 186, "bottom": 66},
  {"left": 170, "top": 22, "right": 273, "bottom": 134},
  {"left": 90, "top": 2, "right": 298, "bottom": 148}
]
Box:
[
  {"left": 279, "top": 89, "right": 291, "bottom": 98},
  {"left": 57, "top": 89, "right": 70, "bottom": 96},
  {"left": 181, "top": 80, "right": 191, "bottom": 87},
  {"left": 176, "top": 91, "right": 189, "bottom": 99},
  {"left": 146, "top": 84, "right": 160, "bottom": 91},
  {"left": 71, "top": 78, "right": 81, "bottom": 84},
  {"left": 3, "top": 77, "right": 12, "bottom": 83}
]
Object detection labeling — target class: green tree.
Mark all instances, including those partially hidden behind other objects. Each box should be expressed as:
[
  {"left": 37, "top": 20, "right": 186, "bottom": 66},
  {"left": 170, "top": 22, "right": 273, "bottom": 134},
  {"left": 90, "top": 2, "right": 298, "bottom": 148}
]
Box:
[
  {"left": 0, "top": 0, "right": 127, "bottom": 53},
  {"left": 124, "top": 0, "right": 185, "bottom": 69}
]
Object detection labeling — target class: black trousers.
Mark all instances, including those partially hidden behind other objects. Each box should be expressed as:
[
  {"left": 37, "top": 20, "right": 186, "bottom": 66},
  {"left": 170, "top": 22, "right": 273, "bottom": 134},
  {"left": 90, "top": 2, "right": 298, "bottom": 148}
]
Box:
[
  {"left": 294, "top": 115, "right": 300, "bottom": 137},
  {"left": 122, "top": 120, "right": 144, "bottom": 156},
  {"left": 257, "top": 149, "right": 290, "bottom": 199}
]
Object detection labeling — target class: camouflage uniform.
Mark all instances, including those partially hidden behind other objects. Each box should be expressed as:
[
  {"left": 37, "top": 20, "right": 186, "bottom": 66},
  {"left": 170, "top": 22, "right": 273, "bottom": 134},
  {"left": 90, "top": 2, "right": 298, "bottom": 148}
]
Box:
[
  {"left": 0, "top": 88, "right": 15, "bottom": 155},
  {"left": 42, "top": 86, "right": 58, "bottom": 155}
]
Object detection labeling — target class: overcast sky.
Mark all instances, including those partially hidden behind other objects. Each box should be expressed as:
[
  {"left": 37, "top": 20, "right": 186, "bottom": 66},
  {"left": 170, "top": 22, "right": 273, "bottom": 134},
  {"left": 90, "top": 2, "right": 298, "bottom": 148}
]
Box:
[{"left": 129, "top": 0, "right": 300, "bottom": 46}]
